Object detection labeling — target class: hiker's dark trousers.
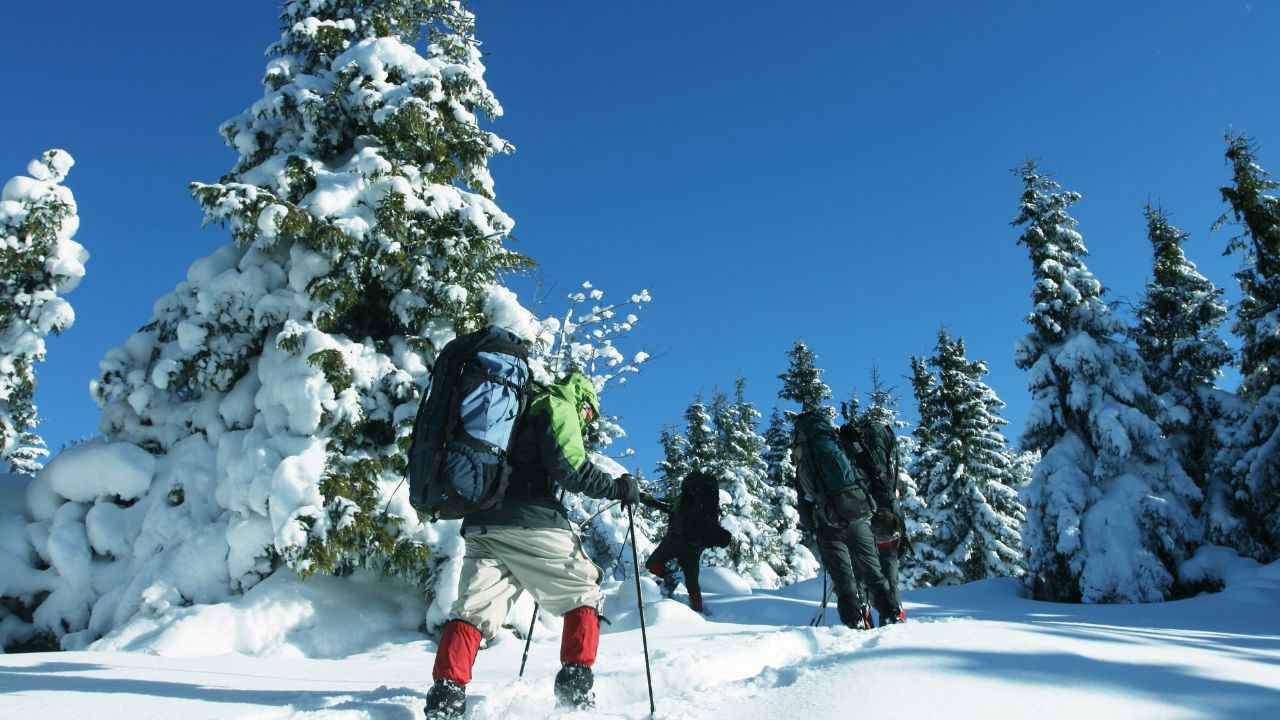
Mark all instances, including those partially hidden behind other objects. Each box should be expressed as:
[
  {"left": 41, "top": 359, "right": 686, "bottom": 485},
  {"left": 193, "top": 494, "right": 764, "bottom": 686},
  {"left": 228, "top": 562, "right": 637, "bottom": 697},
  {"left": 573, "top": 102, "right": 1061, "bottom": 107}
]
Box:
[
  {"left": 647, "top": 533, "right": 704, "bottom": 600},
  {"left": 816, "top": 518, "right": 896, "bottom": 627}
]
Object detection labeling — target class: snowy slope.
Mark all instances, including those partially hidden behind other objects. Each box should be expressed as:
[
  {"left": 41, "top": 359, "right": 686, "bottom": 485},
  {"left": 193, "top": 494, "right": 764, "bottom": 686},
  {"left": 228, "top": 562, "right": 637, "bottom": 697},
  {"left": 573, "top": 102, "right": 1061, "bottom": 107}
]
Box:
[{"left": 1, "top": 560, "right": 1278, "bottom": 719}]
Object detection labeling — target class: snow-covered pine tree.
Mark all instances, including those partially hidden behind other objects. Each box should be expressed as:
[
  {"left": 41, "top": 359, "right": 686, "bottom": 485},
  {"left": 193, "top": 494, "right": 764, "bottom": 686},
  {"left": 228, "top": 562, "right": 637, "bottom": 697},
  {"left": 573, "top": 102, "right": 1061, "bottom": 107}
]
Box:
[
  {"left": 853, "top": 370, "right": 937, "bottom": 589},
  {"left": 1130, "top": 205, "right": 1236, "bottom": 544},
  {"left": 0, "top": 150, "right": 86, "bottom": 475},
  {"left": 683, "top": 396, "right": 718, "bottom": 473},
  {"left": 914, "top": 330, "right": 1025, "bottom": 585},
  {"left": 1013, "top": 162, "right": 1200, "bottom": 603},
  {"left": 1212, "top": 134, "right": 1280, "bottom": 560},
  {"left": 907, "top": 355, "right": 941, "bottom": 498},
  {"left": 0, "top": 1, "right": 541, "bottom": 650},
  {"left": 640, "top": 426, "right": 688, "bottom": 535},
  {"left": 703, "top": 382, "right": 777, "bottom": 586},
  {"left": 778, "top": 340, "right": 834, "bottom": 418},
  {"left": 762, "top": 407, "right": 818, "bottom": 585}
]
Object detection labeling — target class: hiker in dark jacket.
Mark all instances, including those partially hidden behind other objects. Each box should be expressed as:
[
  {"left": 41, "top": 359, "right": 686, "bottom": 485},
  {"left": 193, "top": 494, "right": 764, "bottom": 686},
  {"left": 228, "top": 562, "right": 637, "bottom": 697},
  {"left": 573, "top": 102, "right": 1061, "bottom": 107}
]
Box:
[
  {"left": 425, "top": 372, "right": 640, "bottom": 719},
  {"left": 840, "top": 419, "right": 908, "bottom": 622},
  {"left": 643, "top": 471, "right": 732, "bottom": 613},
  {"left": 792, "top": 410, "right": 902, "bottom": 630}
]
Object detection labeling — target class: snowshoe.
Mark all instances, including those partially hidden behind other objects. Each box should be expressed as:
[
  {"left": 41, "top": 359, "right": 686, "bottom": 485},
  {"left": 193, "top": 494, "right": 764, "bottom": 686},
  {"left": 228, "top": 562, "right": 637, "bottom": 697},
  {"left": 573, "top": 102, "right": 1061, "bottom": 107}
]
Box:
[
  {"left": 424, "top": 679, "right": 466, "bottom": 720},
  {"left": 554, "top": 663, "right": 596, "bottom": 711}
]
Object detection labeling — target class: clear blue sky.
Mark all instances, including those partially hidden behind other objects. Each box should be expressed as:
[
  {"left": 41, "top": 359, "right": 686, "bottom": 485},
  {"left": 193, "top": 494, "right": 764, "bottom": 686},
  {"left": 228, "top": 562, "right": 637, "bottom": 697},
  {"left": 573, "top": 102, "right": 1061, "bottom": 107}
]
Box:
[{"left": 4, "top": 1, "right": 1277, "bottom": 478}]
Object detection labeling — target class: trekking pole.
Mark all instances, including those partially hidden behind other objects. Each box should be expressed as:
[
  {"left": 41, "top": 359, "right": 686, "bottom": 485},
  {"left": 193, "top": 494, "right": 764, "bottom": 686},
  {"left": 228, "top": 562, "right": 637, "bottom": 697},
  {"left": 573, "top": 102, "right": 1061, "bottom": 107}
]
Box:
[
  {"left": 809, "top": 568, "right": 830, "bottom": 627},
  {"left": 626, "top": 503, "right": 657, "bottom": 716},
  {"left": 518, "top": 602, "right": 538, "bottom": 679}
]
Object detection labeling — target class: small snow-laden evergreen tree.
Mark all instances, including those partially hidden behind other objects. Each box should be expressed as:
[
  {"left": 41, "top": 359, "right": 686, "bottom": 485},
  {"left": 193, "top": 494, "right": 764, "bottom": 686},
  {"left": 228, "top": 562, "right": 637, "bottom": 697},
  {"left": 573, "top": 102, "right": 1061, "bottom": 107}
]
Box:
[
  {"left": 641, "top": 426, "right": 688, "bottom": 536},
  {"left": 762, "top": 407, "right": 818, "bottom": 585},
  {"left": 683, "top": 397, "right": 718, "bottom": 473},
  {"left": 853, "top": 370, "right": 937, "bottom": 589},
  {"left": 915, "top": 330, "right": 1025, "bottom": 585},
  {"left": 1212, "top": 134, "right": 1280, "bottom": 561},
  {"left": 701, "top": 383, "right": 777, "bottom": 586},
  {"left": 1130, "top": 206, "right": 1237, "bottom": 545},
  {"left": 908, "top": 355, "right": 946, "bottom": 501},
  {"left": 8, "top": 0, "right": 544, "bottom": 649},
  {"left": 778, "top": 340, "right": 834, "bottom": 419},
  {"left": 0, "top": 150, "right": 87, "bottom": 475},
  {"left": 903, "top": 356, "right": 947, "bottom": 588},
  {"left": 1013, "top": 163, "right": 1200, "bottom": 603},
  {"left": 537, "top": 282, "right": 658, "bottom": 580}
]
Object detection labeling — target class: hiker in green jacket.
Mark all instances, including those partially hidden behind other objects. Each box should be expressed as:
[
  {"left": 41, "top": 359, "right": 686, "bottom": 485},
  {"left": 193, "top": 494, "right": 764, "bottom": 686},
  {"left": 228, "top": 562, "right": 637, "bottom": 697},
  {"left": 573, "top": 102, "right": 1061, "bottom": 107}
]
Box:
[{"left": 425, "top": 371, "right": 640, "bottom": 719}]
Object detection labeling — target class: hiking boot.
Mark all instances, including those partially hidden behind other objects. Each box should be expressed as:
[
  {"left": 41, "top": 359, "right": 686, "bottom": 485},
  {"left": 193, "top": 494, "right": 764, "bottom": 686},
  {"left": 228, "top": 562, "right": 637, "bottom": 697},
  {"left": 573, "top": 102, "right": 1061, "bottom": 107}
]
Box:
[
  {"left": 860, "top": 605, "right": 873, "bottom": 630},
  {"left": 424, "top": 679, "right": 466, "bottom": 720},
  {"left": 554, "top": 663, "right": 596, "bottom": 710},
  {"left": 879, "top": 607, "right": 905, "bottom": 627}
]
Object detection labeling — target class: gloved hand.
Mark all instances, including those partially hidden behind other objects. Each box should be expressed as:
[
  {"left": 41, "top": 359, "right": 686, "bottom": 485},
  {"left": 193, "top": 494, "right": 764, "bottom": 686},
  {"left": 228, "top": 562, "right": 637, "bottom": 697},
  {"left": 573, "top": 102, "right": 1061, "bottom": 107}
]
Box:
[
  {"left": 614, "top": 473, "right": 640, "bottom": 507},
  {"left": 872, "top": 508, "right": 898, "bottom": 535}
]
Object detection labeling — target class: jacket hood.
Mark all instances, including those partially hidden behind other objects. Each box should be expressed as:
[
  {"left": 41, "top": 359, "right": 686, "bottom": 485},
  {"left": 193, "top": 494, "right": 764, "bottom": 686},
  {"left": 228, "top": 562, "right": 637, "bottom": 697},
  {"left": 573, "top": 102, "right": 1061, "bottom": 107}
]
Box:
[{"left": 549, "top": 371, "right": 600, "bottom": 426}]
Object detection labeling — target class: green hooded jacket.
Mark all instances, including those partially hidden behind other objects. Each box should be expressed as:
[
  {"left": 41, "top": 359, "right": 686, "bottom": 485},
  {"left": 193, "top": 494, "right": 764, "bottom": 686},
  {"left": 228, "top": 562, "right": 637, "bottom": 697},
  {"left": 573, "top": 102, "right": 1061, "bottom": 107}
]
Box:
[{"left": 462, "top": 372, "right": 621, "bottom": 531}]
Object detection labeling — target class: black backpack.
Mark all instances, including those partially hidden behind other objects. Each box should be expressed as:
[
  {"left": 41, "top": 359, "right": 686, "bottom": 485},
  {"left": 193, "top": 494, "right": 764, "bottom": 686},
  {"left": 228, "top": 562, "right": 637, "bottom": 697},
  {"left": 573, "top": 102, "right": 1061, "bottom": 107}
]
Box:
[
  {"left": 849, "top": 419, "right": 899, "bottom": 513},
  {"left": 677, "top": 472, "right": 731, "bottom": 548},
  {"left": 406, "top": 326, "right": 533, "bottom": 520},
  {"left": 792, "top": 411, "right": 876, "bottom": 525}
]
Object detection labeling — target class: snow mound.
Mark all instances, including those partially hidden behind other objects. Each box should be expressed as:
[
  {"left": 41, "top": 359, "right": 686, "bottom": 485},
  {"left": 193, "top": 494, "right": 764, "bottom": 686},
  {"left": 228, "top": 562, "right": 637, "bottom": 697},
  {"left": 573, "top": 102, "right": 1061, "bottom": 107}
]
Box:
[
  {"left": 91, "top": 569, "right": 425, "bottom": 659},
  {"left": 699, "top": 566, "right": 753, "bottom": 595}
]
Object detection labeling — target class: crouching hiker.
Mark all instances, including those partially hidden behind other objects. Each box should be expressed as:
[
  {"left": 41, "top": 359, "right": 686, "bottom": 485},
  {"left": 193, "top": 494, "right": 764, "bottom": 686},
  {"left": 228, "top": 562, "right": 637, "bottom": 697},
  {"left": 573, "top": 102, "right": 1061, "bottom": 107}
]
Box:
[
  {"left": 792, "top": 410, "right": 903, "bottom": 630},
  {"left": 642, "top": 471, "right": 732, "bottom": 613},
  {"left": 840, "top": 418, "right": 910, "bottom": 624},
  {"left": 411, "top": 338, "right": 639, "bottom": 719}
]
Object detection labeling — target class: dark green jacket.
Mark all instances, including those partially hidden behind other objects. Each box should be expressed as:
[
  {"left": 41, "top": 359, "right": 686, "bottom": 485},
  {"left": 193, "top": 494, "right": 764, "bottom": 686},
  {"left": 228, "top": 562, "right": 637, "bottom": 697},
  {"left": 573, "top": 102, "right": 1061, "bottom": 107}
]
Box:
[{"left": 463, "top": 373, "right": 621, "bottom": 530}]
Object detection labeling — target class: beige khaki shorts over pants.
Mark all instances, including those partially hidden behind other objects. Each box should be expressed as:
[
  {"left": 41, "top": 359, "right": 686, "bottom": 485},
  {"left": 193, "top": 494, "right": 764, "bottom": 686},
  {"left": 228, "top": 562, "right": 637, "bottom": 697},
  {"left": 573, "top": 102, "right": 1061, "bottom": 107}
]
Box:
[{"left": 450, "top": 526, "right": 605, "bottom": 639}]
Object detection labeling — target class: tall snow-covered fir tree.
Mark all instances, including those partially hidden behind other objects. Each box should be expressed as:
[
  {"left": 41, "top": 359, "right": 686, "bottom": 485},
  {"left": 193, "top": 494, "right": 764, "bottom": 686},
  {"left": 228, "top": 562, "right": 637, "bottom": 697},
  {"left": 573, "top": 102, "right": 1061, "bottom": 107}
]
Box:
[
  {"left": 1130, "top": 206, "right": 1236, "bottom": 544},
  {"left": 1212, "top": 134, "right": 1280, "bottom": 561},
  {"left": 778, "top": 340, "right": 834, "bottom": 418},
  {"left": 0, "top": 150, "right": 87, "bottom": 475},
  {"left": 1013, "top": 162, "right": 1200, "bottom": 603},
  {"left": 911, "top": 330, "right": 1025, "bottom": 585},
  {"left": 0, "top": 1, "right": 570, "bottom": 650}
]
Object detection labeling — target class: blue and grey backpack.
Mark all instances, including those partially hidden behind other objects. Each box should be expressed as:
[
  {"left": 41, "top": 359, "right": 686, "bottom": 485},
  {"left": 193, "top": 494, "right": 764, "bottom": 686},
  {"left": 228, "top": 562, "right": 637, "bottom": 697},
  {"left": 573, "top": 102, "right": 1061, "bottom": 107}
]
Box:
[{"left": 407, "top": 326, "right": 533, "bottom": 520}]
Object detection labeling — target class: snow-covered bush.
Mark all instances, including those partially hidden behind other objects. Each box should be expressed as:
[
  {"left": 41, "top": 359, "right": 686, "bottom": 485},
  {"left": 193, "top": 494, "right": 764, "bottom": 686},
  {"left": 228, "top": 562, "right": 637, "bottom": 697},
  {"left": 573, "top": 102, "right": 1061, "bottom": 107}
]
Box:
[{"left": 0, "top": 150, "right": 87, "bottom": 475}]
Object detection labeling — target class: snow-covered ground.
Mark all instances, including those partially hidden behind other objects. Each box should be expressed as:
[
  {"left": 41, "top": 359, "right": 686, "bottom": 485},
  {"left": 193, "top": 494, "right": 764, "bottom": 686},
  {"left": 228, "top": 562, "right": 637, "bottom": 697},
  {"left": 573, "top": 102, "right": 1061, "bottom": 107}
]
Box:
[{"left": 2, "top": 559, "right": 1278, "bottom": 719}]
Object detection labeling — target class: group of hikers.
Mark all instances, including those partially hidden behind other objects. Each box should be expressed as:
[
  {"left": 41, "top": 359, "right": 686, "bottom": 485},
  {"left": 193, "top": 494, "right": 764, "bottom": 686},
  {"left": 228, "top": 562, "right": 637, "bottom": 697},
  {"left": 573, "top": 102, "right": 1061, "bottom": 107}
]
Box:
[{"left": 409, "top": 327, "right": 908, "bottom": 719}]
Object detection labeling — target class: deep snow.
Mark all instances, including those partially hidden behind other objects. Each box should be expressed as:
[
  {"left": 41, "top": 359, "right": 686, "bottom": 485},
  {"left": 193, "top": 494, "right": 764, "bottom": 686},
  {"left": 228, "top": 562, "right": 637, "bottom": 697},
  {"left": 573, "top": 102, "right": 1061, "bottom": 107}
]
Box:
[{"left": 1, "top": 555, "right": 1277, "bottom": 719}]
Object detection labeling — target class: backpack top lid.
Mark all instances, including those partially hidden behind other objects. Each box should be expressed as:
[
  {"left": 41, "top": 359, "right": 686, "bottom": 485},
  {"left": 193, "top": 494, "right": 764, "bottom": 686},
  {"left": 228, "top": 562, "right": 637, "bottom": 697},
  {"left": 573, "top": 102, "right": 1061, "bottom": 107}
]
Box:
[
  {"left": 792, "top": 408, "right": 832, "bottom": 439},
  {"left": 681, "top": 471, "right": 719, "bottom": 506}
]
